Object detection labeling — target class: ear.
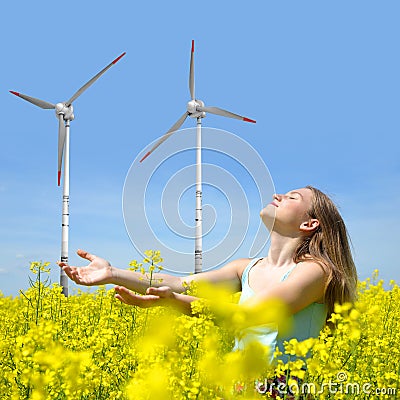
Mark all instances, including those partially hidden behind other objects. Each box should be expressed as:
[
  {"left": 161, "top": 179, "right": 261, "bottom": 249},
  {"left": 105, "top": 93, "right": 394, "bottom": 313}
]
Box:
[{"left": 300, "top": 218, "right": 320, "bottom": 233}]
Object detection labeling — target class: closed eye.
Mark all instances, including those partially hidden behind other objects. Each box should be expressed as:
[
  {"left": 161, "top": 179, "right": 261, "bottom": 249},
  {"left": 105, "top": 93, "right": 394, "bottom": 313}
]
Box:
[{"left": 287, "top": 191, "right": 302, "bottom": 199}]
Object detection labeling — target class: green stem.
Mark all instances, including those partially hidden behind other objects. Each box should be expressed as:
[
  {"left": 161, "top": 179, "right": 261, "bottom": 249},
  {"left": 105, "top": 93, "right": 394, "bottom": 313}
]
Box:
[{"left": 35, "top": 268, "right": 41, "bottom": 325}]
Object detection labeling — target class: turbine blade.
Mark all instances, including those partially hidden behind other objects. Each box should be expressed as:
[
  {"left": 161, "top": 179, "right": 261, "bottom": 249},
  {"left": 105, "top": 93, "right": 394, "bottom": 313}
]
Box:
[
  {"left": 140, "top": 112, "right": 189, "bottom": 162},
  {"left": 66, "top": 52, "right": 126, "bottom": 106},
  {"left": 197, "top": 106, "right": 256, "bottom": 123},
  {"left": 9, "top": 91, "right": 55, "bottom": 109},
  {"left": 189, "top": 40, "right": 195, "bottom": 100},
  {"left": 57, "top": 115, "right": 66, "bottom": 186}
]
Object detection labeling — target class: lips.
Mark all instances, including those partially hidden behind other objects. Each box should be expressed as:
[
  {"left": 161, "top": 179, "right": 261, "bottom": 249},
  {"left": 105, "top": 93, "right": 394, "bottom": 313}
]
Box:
[{"left": 269, "top": 202, "right": 278, "bottom": 207}]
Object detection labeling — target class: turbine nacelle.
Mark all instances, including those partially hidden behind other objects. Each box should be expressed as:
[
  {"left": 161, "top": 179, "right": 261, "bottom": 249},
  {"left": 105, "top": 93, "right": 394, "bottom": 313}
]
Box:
[
  {"left": 187, "top": 99, "right": 206, "bottom": 118},
  {"left": 55, "top": 103, "right": 74, "bottom": 121}
]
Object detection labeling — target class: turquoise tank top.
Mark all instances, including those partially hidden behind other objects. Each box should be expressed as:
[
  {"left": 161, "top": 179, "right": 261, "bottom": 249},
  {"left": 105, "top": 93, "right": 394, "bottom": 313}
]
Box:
[{"left": 233, "top": 258, "right": 327, "bottom": 364}]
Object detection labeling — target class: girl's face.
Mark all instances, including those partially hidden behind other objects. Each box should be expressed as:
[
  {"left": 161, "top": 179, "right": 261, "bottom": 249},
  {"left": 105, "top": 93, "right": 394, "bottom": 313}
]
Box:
[{"left": 260, "top": 187, "right": 315, "bottom": 233}]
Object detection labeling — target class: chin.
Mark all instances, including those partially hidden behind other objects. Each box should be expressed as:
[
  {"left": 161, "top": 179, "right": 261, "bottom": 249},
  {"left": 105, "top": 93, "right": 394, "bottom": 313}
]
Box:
[
  {"left": 260, "top": 210, "right": 272, "bottom": 222},
  {"left": 260, "top": 207, "right": 275, "bottom": 227},
  {"left": 261, "top": 205, "right": 274, "bottom": 216}
]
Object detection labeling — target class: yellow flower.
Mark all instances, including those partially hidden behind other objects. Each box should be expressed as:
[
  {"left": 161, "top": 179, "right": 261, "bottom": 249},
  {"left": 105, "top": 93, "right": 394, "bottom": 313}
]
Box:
[{"left": 1, "top": 259, "right": 399, "bottom": 399}]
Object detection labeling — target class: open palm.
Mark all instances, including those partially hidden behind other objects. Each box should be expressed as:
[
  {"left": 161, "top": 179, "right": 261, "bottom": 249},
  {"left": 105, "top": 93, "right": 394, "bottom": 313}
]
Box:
[
  {"left": 58, "top": 249, "right": 113, "bottom": 286},
  {"left": 114, "top": 286, "right": 174, "bottom": 308}
]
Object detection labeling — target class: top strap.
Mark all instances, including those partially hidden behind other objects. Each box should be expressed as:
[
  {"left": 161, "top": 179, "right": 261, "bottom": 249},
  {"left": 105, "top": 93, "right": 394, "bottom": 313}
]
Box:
[
  {"left": 280, "top": 262, "right": 302, "bottom": 282},
  {"left": 241, "top": 257, "right": 263, "bottom": 287}
]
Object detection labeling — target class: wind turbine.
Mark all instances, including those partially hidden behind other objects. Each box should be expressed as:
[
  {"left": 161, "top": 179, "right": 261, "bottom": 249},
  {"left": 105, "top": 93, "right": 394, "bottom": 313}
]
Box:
[
  {"left": 10, "top": 52, "right": 126, "bottom": 296},
  {"left": 140, "top": 40, "right": 255, "bottom": 274}
]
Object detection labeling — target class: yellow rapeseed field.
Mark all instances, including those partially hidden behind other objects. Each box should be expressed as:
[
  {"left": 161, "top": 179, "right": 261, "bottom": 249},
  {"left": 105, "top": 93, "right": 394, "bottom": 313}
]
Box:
[{"left": 0, "top": 254, "right": 398, "bottom": 399}]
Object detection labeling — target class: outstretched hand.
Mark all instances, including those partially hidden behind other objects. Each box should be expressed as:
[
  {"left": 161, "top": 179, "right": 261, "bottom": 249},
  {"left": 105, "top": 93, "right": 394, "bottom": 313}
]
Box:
[
  {"left": 114, "top": 286, "right": 174, "bottom": 308},
  {"left": 57, "top": 249, "right": 113, "bottom": 286}
]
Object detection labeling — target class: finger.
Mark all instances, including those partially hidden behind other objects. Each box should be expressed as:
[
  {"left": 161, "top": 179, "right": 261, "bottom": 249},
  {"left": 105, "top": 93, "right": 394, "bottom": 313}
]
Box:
[
  {"left": 115, "top": 294, "right": 130, "bottom": 305},
  {"left": 115, "top": 285, "right": 131, "bottom": 294},
  {"left": 59, "top": 264, "right": 75, "bottom": 279},
  {"left": 146, "top": 286, "right": 165, "bottom": 294},
  {"left": 115, "top": 286, "right": 159, "bottom": 307},
  {"left": 115, "top": 293, "right": 160, "bottom": 306},
  {"left": 76, "top": 249, "right": 96, "bottom": 262},
  {"left": 146, "top": 286, "right": 155, "bottom": 295},
  {"left": 114, "top": 286, "right": 138, "bottom": 304},
  {"left": 57, "top": 261, "right": 82, "bottom": 280},
  {"left": 147, "top": 286, "right": 172, "bottom": 297},
  {"left": 60, "top": 264, "right": 86, "bottom": 282},
  {"left": 57, "top": 261, "right": 67, "bottom": 267}
]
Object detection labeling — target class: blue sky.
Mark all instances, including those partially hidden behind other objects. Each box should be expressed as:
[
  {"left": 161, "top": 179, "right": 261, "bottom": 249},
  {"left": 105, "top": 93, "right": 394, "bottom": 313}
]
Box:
[{"left": 1, "top": 1, "right": 399, "bottom": 296}]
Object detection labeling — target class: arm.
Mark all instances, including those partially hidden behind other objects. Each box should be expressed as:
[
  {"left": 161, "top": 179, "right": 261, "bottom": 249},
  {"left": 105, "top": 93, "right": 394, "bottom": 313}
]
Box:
[
  {"left": 245, "top": 261, "right": 327, "bottom": 314},
  {"left": 113, "top": 262, "right": 325, "bottom": 328},
  {"left": 58, "top": 249, "right": 249, "bottom": 295}
]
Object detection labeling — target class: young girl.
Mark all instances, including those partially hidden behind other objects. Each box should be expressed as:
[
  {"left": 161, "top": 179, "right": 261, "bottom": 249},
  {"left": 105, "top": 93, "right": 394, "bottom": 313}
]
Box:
[{"left": 59, "top": 186, "right": 357, "bottom": 364}]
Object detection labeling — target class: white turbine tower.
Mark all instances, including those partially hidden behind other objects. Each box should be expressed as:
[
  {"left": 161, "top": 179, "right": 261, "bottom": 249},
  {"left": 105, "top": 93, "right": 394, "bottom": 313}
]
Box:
[
  {"left": 140, "top": 40, "right": 255, "bottom": 274},
  {"left": 10, "top": 52, "right": 126, "bottom": 296}
]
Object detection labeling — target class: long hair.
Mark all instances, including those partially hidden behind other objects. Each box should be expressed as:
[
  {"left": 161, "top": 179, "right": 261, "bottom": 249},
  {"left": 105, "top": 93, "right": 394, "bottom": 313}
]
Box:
[{"left": 293, "top": 186, "right": 358, "bottom": 321}]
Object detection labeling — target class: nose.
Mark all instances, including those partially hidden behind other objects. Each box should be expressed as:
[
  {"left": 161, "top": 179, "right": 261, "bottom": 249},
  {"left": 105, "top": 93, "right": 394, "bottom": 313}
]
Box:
[{"left": 273, "top": 193, "right": 282, "bottom": 201}]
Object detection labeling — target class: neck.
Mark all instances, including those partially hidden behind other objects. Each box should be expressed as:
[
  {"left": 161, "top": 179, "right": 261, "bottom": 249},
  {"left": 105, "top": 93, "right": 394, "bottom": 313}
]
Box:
[{"left": 265, "top": 230, "right": 302, "bottom": 268}]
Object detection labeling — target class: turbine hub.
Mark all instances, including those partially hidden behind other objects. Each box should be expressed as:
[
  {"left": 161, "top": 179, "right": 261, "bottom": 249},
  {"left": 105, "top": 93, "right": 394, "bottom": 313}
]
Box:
[
  {"left": 187, "top": 99, "right": 206, "bottom": 119},
  {"left": 55, "top": 103, "right": 74, "bottom": 121}
]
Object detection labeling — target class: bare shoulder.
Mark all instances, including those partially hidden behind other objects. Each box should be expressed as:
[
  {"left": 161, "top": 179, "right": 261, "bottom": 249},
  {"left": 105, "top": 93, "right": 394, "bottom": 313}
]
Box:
[
  {"left": 207, "top": 257, "right": 252, "bottom": 280},
  {"left": 221, "top": 258, "right": 253, "bottom": 290},
  {"left": 225, "top": 257, "right": 253, "bottom": 279},
  {"left": 289, "top": 260, "right": 328, "bottom": 284}
]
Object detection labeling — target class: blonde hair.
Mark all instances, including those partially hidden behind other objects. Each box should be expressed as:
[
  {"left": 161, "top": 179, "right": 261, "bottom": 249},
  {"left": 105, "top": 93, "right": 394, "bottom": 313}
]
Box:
[{"left": 293, "top": 186, "right": 358, "bottom": 321}]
